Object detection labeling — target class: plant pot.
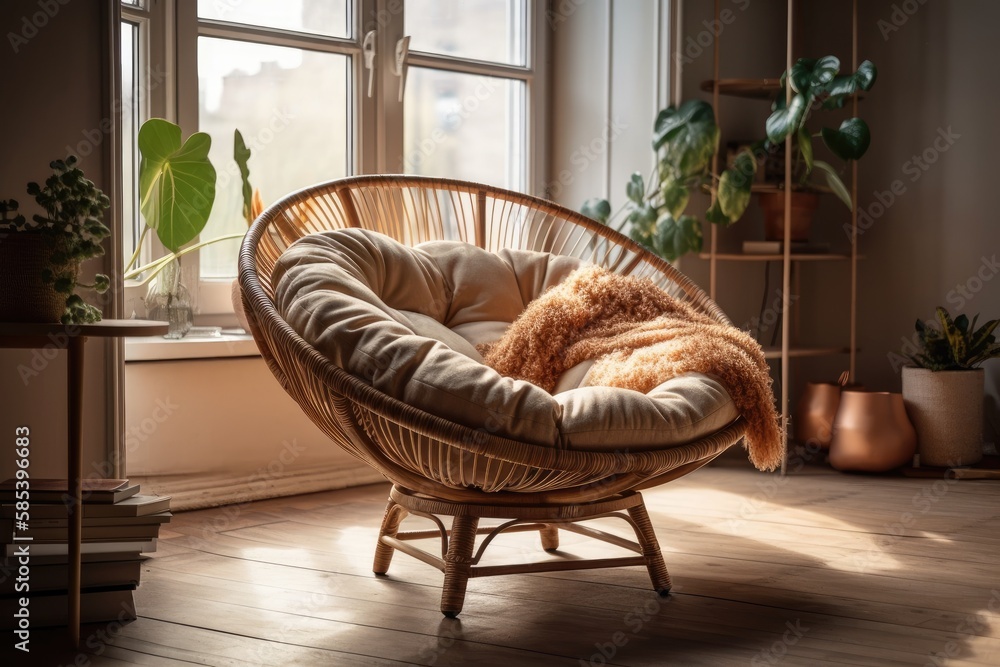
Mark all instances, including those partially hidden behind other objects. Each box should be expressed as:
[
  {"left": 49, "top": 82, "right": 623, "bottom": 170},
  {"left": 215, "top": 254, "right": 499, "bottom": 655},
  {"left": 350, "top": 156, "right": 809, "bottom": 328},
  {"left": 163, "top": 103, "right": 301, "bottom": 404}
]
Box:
[
  {"left": 901, "top": 367, "right": 984, "bottom": 467},
  {"left": 0, "top": 231, "right": 71, "bottom": 323},
  {"left": 231, "top": 278, "right": 251, "bottom": 333},
  {"left": 829, "top": 390, "right": 916, "bottom": 472},
  {"left": 793, "top": 374, "right": 862, "bottom": 449},
  {"left": 757, "top": 191, "right": 820, "bottom": 242}
]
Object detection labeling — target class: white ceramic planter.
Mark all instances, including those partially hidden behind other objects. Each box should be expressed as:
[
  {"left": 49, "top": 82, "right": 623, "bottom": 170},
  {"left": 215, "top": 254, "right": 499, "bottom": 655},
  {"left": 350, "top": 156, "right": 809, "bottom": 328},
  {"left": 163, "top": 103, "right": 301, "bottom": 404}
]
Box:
[{"left": 901, "top": 366, "right": 984, "bottom": 467}]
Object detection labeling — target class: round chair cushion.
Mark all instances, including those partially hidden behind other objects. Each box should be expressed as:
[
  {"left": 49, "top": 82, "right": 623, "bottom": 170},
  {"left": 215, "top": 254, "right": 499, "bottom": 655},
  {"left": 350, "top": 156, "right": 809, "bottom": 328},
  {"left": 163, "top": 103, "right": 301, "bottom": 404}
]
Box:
[{"left": 271, "top": 228, "right": 739, "bottom": 452}]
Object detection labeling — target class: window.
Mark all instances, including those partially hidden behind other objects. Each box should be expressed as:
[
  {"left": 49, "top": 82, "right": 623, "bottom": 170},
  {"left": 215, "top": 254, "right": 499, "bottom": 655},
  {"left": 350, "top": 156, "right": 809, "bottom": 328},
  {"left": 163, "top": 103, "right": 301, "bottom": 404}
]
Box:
[{"left": 119, "top": 0, "right": 544, "bottom": 323}]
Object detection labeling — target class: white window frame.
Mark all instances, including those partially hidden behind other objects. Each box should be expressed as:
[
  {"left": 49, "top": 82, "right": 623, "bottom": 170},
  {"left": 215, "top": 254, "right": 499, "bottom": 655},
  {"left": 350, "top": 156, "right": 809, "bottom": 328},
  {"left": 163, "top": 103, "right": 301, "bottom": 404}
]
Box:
[{"left": 122, "top": 0, "right": 547, "bottom": 327}]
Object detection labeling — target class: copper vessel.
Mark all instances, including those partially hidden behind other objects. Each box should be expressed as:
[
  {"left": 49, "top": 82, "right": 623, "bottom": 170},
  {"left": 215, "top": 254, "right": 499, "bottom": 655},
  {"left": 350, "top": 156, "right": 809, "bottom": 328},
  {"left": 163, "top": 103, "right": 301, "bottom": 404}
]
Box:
[
  {"left": 793, "top": 371, "right": 854, "bottom": 449},
  {"left": 829, "top": 390, "right": 917, "bottom": 472}
]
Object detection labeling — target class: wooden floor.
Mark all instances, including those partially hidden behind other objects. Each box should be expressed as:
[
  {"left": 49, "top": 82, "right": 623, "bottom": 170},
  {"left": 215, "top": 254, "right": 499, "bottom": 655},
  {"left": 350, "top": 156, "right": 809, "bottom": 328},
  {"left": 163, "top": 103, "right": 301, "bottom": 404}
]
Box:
[{"left": 11, "top": 459, "right": 1000, "bottom": 666}]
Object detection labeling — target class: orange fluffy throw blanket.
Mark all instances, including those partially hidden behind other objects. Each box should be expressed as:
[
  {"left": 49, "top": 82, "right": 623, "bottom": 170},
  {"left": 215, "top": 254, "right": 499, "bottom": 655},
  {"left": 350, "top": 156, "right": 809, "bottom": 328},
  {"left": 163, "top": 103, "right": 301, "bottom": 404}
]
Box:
[{"left": 480, "top": 265, "right": 783, "bottom": 471}]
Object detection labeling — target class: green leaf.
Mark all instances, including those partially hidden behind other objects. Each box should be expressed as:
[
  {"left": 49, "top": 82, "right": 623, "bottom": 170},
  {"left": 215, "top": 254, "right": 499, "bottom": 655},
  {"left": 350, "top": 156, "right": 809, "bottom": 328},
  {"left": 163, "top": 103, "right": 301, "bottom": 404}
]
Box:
[
  {"left": 821, "top": 118, "right": 871, "bottom": 161},
  {"left": 581, "top": 198, "right": 611, "bottom": 224},
  {"left": 790, "top": 56, "right": 840, "bottom": 95},
  {"left": 234, "top": 129, "right": 254, "bottom": 225},
  {"left": 798, "top": 126, "right": 814, "bottom": 174},
  {"left": 704, "top": 199, "right": 728, "bottom": 225},
  {"left": 822, "top": 60, "right": 877, "bottom": 108},
  {"left": 969, "top": 319, "right": 1000, "bottom": 358},
  {"left": 812, "top": 160, "right": 853, "bottom": 209},
  {"left": 652, "top": 212, "right": 701, "bottom": 262},
  {"left": 766, "top": 94, "right": 807, "bottom": 144},
  {"left": 717, "top": 170, "right": 751, "bottom": 223},
  {"left": 626, "top": 172, "right": 645, "bottom": 206},
  {"left": 936, "top": 307, "right": 967, "bottom": 365},
  {"left": 139, "top": 118, "right": 217, "bottom": 253},
  {"left": 653, "top": 99, "right": 715, "bottom": 150},
  {"left": 955, "top": 314, "right": 969, "bottom": 334},
  {"left": 660, "top": 181, "right": 689, "bottom": 219}
]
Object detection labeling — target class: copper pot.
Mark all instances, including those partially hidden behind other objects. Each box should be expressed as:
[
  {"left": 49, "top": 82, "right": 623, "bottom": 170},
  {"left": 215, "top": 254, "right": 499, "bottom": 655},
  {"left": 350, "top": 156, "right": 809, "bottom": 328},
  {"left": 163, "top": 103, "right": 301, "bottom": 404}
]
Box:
[
  {"left": 829, "top": 391, "right": 916, "bottom": 472},
  {"left": 793, "top": 372, "right": 857, "bottom": 449},
  {"left": 757, "top": 191, "right": 820, "bottom": 242}
]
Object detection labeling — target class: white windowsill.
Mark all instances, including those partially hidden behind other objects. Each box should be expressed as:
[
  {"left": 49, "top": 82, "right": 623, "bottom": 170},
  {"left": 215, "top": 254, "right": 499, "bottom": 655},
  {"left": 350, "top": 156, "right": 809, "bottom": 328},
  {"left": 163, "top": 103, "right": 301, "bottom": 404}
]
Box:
[{"left": 125, "top": 330, "right": 260, "bottom": 362}]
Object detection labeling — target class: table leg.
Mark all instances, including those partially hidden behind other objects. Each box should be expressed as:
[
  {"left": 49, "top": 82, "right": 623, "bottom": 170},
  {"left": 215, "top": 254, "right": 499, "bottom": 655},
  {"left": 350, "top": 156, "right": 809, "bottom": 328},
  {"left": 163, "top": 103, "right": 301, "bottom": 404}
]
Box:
[{"left": 67, "top": 334, "right": 85, "bottom": 647}]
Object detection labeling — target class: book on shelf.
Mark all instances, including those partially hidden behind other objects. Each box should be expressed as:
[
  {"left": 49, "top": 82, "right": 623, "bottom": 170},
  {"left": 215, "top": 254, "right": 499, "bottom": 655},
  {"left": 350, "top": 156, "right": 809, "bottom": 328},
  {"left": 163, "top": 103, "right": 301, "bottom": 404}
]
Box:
[
  {"left": 0, "top": 557, "right": 143, "bottom": 594},
  {"left": 0, "top": 586, "right": 136, "bottom": 629},
  {"left": 3, "top": 538, "right": 156, "bottom": 557},
  {"left": 0, "top": 494, "right": 171, "bottom": 519},
  {"left": 0, "top": 521, "right": 164, "bottom": 542},
  {"left": 742, "top": 240, "right": 832, "bottom": 255},
  {"left": 0, "top": 478, "right": 140, "bottom": 504},
  {"left": 0, "top": 511, "right": 171, "bottom": 528},
  {"left": 2, "top": 551, "right": 143, "bottom": 567}
]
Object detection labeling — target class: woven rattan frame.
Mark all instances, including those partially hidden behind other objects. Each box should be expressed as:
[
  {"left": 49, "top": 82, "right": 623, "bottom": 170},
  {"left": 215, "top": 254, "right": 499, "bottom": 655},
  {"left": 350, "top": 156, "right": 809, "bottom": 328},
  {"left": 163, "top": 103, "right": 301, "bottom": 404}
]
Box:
[{"left": 238, "top": 175, "right": 748, "bottom": 616}]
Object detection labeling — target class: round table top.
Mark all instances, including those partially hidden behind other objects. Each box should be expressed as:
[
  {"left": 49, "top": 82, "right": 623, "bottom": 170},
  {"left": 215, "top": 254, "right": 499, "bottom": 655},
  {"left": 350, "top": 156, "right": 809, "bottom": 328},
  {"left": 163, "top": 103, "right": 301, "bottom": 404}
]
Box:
[{"left": 0, "top": 318, "right": 169, "bottom": 338}]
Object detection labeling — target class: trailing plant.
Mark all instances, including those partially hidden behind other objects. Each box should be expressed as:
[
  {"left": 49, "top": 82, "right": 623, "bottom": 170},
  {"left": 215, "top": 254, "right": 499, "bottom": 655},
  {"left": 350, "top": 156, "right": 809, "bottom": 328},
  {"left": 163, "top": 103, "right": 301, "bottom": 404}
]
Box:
[
  {"left": 582, "top": 99, "right": 756, "bottom": 262},
  {"left": 909, "top": 307, "right": 1000, "bottom": 371},
  {"left": 0, "top": 157, "right": 111, "bottom": 323},
  {"left": 764, "top": 56, "right": 877, "bottom": 207}
]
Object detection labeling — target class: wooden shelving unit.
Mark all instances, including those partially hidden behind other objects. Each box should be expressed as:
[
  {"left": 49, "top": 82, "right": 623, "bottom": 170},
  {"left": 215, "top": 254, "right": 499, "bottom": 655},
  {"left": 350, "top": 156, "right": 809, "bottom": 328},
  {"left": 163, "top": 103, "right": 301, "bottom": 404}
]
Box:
[{"left": 703, "top": 0, "right": 862, "bottom": 473}]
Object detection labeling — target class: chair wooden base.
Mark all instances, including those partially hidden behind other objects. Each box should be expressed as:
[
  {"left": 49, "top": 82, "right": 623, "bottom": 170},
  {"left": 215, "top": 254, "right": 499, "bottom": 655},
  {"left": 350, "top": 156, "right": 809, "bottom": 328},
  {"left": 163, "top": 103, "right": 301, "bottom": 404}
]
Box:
[{"left": 373, "top": 485, "right": 672, "bottom": 618}]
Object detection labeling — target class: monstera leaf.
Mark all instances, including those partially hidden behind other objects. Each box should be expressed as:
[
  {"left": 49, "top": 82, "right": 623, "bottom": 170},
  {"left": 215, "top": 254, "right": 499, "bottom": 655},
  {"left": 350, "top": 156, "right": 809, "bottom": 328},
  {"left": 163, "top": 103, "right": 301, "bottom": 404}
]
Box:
[{"left": 139, "top": 118, "right": 217, "bottom": 253}]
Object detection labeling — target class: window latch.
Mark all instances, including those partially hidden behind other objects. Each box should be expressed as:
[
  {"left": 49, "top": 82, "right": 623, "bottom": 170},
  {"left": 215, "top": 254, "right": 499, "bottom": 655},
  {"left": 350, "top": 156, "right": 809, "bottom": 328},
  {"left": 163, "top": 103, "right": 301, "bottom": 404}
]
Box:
[
  {"left": 362, "top": 30, "right": 377, "bottom": 98},
  {"left": 394, "top": 36, "right": 411, "bottom": 102}
]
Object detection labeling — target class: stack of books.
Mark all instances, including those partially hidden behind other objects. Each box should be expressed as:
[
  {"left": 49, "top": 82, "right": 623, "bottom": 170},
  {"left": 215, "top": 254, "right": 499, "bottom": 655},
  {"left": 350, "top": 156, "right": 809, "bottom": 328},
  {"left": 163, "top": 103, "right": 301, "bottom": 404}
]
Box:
[{"left": 0, "top": 478, "right": 171, "bottom": 628}]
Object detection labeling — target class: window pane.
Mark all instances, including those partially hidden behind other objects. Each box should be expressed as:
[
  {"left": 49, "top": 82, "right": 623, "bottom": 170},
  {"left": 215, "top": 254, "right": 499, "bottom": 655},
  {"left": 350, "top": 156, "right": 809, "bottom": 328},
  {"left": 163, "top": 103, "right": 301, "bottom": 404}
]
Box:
[
  {"left": 403, "top": 68, "right": 525, "bottom": 190},
  {"left": 197, "top": 0, "right": 349, "bottom": 39},
  {"left": 198, "top": 37, "right": 351, "bottom": 279},
  {"left": 120, "top": 22, "right": 140, "bottom": 268},
  {"left": 405, "top": 0, "right": 526, "bottom": 66}
]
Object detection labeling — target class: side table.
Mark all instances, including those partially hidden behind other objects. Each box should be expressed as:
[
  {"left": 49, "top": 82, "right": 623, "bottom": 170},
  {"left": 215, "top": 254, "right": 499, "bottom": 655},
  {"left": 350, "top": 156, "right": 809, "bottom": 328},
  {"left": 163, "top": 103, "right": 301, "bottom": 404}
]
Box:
[{"left": 0, "top": 319, "right": 168, "bottom": 646}]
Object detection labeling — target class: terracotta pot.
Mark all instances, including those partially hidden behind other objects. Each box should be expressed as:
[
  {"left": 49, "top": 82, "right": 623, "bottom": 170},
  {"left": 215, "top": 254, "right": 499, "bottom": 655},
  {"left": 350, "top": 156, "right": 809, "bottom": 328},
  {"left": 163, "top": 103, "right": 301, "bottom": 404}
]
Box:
[
  {"left": 0, "top": 231, "right": 71, "bottom": 323},
  {"left": 757, "top": 191, "right": 820, "bottom": 242},
  {"left": 793, "top": 372, "right": 859, "bottom": 449},
  {"left": 829, "top": 391, "right": 917, "bottom": 472},
  {"left": 901, "top": 367, "right": 984, "bottom": 467}
]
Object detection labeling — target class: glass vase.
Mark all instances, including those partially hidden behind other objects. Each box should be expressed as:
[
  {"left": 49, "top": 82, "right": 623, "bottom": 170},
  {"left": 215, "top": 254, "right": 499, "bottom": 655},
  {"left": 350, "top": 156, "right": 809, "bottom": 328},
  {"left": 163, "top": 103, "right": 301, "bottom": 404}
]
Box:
[{"left": 145, "top": 259, "right": 193, "bottom": 339}]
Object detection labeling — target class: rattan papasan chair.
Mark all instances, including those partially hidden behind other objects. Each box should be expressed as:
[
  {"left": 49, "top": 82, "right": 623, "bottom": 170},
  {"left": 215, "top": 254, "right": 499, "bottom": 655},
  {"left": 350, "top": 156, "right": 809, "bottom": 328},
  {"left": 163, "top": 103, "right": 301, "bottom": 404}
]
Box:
[{"left": 239, "top": 175, "right": 769, "bottom": 618}]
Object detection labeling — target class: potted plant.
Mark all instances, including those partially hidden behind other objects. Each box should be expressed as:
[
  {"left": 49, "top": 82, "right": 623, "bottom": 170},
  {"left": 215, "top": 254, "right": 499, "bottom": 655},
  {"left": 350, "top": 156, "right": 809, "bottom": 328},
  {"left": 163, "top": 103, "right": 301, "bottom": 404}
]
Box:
[
  {"left": 0, "top": 157, "right": 111, "bottom": 324},
  {"left": 901, "top": 307, "right": 1000, "bottom": 467},
  {"left": 759, "top": 55, "right": 877, "bottom": 241},
  {"left": 581, "top": 99, "right": 756, "bottom": 262}
]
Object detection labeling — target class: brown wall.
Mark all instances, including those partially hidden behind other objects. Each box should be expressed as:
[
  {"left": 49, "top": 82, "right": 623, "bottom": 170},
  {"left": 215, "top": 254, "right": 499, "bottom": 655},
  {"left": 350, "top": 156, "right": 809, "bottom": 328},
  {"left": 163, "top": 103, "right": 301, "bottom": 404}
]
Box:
[{"left": 0, "top": 0, "right": 116, "bottom": 479}]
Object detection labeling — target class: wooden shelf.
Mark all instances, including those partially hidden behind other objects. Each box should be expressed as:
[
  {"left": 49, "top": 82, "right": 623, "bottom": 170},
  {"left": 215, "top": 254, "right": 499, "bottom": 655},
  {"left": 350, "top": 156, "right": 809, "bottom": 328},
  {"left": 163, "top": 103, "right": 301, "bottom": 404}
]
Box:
[
  {"left": 762, "top": 346, "right": 852, "bottom": 360},
  {"left": 700, "top": 78, "right": 781, "bottom": 99},
  {"left": 698, "top": 252, "right": 855, "bottom": 262}
]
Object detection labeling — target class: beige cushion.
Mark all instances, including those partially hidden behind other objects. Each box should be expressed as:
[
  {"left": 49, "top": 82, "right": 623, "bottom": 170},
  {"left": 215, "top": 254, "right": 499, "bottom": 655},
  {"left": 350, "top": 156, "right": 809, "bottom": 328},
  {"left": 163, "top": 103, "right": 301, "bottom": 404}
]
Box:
[{"left": 272, "top": 228, "right": 739, "bottom": 452}]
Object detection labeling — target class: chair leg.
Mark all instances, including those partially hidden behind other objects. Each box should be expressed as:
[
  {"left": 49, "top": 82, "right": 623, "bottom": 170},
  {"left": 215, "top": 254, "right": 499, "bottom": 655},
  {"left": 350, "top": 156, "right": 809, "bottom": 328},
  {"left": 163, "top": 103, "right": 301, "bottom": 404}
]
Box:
[
  {"left": 373, "top": 498, "right": 407, "bottom": 575},
  {"left": 627, "top": 501, "right": 672, "bottom": 595},
  {"left": 539, "top": 523, "right": 559, "bottom": 552},
  {"left": 440, "top": 515, "right": 479, "bottom": 618}
]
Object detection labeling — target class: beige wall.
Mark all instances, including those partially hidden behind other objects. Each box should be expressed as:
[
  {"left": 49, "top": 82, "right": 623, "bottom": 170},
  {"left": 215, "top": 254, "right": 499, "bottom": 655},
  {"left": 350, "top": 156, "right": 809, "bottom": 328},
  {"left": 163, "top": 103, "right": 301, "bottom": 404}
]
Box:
[{"left": 0, "top": 1, "right": 116, "bottom": 480}]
